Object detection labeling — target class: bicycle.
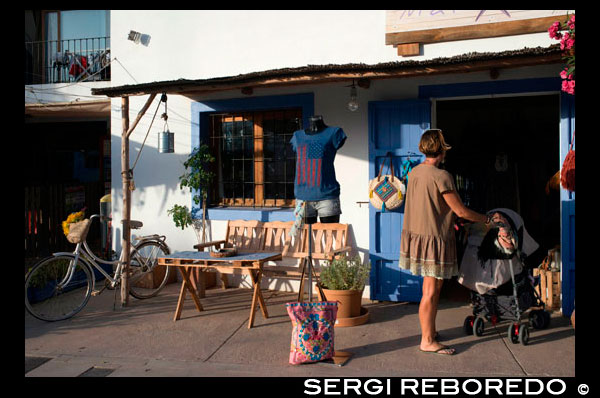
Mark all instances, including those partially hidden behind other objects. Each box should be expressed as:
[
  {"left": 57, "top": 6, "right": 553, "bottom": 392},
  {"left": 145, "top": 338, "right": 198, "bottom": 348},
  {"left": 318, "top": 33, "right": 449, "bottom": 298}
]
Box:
[{"left": 25, "top": 214, "right": 172, "bottom": 322}]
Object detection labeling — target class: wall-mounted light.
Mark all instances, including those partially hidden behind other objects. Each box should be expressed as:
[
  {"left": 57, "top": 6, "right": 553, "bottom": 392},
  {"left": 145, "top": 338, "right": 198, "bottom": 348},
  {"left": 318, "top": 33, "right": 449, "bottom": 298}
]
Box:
[
  {"left": 347, "top": 80, "right": 359, "bottom": 112},
  {"left": 128, "top": 30, "right": 151, "bottom": 46},
  {"left": 158, "top": 93, "right": 174, "bottom": 153}
]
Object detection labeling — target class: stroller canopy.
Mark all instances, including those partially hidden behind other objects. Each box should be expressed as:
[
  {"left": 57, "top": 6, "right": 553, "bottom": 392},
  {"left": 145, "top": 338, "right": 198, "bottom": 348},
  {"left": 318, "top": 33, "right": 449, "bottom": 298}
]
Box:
[{"left": 457, "top": 208, "right": 539, "bottom": 295}]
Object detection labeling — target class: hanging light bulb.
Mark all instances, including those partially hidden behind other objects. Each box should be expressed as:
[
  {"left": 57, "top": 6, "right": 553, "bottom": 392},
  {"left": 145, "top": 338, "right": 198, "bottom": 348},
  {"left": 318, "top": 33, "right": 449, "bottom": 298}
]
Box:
[
  {"left": 158, "top": 93, "right": 174, "bottom": 153},
  {"left": 347, "top": 80, "right": 359, "bottom": 112}
]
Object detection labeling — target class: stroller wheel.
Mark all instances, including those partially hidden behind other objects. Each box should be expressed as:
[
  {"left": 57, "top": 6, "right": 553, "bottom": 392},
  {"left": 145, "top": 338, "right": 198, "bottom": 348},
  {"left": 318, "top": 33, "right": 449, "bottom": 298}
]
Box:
[
  {"left": 508, "top": 323, "right": 520, "bottom": 344},
  {"left": 542, "top": 311, "right": 551, "bottom": 328},
  {"left": 530, "top": 310, "right": 544, "bottom": 329},
  {"left": 473, "top": 317, "right": 485, "bottom": 337},
  {"left": 463, "top": 316, "right": 474, "bottom": 335},
  {"left": 519, "top": 324, "right": 530, "bottom": 346},
  {"left": 530, "top": 310, "right": 550, "bottom": 329}
]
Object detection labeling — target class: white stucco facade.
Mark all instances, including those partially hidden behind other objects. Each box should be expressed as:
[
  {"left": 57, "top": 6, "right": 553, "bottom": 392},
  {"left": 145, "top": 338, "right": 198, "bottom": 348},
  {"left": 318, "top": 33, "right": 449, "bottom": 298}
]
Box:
[{"left": 99, "top": 11, "right": 566, "bottom": 296}]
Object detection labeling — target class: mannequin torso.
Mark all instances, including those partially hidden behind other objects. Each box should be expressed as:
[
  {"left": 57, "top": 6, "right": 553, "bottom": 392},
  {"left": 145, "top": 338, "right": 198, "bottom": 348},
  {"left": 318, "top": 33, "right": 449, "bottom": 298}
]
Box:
[
  {"left": 291, "top": 115, "right": 347, "bottom": 223},
  {"left": 307, "top": 115, "right": 327, "bottom": 134}
]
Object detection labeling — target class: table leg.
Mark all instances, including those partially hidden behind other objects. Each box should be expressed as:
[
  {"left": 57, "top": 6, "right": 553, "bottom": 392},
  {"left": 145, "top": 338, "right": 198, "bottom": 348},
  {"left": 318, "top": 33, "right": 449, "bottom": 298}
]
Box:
[
  {"left": 220, "top": 274, "right": 228, "bottom": 290},
  {"left": 174, "top": 272, "right": 187, "bottom": 321},
  {"left": 297, "top": 258, "right": 306, "bottom": 302},
  {"left": 193, "top": 269, "right": 206, "bottom": 298},
  {"left": 253, "top": 270, "right": 268, "bottom": 318},
  {"left": 248, "top": 270, "right": 268, "bottom": 329},
  {"left": 174, "top": 266, "right": 204, "bottom": 321}
]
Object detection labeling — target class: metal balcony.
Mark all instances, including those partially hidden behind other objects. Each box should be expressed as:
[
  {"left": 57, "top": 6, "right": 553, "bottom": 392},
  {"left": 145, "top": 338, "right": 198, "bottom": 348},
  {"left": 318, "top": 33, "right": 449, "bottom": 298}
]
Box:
[{"left": 25, "top": 37, "right": 110, "bottom": 85}]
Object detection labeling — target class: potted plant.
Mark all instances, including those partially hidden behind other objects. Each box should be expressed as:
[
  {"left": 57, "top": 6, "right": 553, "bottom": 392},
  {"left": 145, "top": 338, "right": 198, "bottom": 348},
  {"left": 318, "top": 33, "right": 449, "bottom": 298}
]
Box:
[
  {"left": 167, "top": 144, "right": 216, "bottom": 290},
  {"left": 168, "top": 144, "right": 215, "bottom": 238},
  {"left": 318, "top": 254, "right": 370, "bottom": 326}
]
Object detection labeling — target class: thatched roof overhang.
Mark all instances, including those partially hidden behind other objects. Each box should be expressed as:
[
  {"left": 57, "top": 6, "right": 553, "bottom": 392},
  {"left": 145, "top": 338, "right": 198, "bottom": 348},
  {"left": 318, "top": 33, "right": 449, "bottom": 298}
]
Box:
[{"left": 91, "top": 45, "right": 564, "bottom": 98}]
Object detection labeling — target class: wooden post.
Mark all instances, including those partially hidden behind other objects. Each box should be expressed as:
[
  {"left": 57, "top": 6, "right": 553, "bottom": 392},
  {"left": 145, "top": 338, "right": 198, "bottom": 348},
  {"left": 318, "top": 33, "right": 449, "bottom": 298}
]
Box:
[
  {"left": 121, "top": 96, "right": 131, "bottom": 307},
  {"left": 119, "top": 93, "right": 158, "bottom": 307}
]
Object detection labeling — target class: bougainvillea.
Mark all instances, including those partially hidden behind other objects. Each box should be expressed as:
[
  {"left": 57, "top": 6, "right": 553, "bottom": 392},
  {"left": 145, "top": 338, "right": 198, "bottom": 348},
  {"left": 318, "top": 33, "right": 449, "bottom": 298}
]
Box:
[{"left": 549, "top": 14, "right": 575, "bottom": 95}]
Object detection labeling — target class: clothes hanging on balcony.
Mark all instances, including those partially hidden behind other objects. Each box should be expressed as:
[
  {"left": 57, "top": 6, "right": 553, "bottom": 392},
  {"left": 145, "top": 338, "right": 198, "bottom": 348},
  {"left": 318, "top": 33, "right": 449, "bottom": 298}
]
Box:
[{"left": 68, "top": 55, "right": 88, "bottom": 78}]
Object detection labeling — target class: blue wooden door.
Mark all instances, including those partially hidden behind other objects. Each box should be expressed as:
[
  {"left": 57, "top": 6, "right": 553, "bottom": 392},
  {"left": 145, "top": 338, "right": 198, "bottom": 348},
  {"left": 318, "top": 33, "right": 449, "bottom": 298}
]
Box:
[
  {"left": 560, "top": 92, "right": 575, "bottom": 317},
  {"left": 368, "top": 99, "right": 430, "bottom": 302}
]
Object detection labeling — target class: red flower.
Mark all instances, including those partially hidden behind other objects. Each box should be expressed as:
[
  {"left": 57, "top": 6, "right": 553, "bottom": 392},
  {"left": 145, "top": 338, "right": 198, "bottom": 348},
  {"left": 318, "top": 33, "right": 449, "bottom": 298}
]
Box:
[{"left": 548, "top": 21, "right": 562, "bottom": 39}]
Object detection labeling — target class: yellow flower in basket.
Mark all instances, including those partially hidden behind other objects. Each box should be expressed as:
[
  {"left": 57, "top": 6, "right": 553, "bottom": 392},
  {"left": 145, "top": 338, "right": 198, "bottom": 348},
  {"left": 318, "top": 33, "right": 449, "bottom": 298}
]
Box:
[{"left": 62, "top": 210, "right": 86, "bottom": 236}]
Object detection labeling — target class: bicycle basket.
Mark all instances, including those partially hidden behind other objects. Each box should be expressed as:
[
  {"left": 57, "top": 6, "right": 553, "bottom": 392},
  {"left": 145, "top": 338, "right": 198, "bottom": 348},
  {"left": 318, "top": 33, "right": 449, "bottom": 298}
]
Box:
[{"left": 67, "top": 219, "right": 92, "bottom": 244}]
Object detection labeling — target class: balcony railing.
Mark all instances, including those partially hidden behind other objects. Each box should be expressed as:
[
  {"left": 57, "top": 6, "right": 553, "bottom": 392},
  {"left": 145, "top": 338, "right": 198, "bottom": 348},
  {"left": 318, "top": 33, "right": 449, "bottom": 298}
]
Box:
[{"left": 25, "top": 37, "right": 110, "bottom": 85}]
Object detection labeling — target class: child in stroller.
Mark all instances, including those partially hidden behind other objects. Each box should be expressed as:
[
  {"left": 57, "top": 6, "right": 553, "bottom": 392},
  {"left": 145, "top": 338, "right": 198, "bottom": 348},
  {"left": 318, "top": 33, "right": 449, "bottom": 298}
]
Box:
[{"left": 457, "top": 208, "right": 551, "bottom": 346}]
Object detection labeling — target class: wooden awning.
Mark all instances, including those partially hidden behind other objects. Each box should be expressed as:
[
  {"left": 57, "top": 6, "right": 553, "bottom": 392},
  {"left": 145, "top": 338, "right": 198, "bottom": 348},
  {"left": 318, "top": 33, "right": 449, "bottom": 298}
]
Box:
[
  {"left": 25, "top": 99, "right": 111, "bottom": 118},
  {"left": 91, "top": 45, "right": 564, "bottom": 98}
]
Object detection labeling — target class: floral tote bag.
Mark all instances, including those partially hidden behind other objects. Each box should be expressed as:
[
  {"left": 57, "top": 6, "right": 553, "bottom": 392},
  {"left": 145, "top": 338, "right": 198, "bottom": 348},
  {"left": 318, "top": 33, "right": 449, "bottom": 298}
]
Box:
[{"left": 286, "top": 301, "right": 338, "bottom": 365}]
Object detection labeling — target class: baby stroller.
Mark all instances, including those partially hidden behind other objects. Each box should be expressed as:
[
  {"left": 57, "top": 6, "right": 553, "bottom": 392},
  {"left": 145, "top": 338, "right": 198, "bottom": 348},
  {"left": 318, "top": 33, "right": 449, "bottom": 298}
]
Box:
[{"left": 457, "top": 208, "right": 551, "bottom": 346}]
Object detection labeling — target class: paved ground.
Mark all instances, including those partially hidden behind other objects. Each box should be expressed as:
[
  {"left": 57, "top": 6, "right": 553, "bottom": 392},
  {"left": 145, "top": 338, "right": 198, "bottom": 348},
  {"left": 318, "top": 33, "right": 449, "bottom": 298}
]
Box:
[{"left": 25, "top": 282, "right": 575, "bottom": 378}]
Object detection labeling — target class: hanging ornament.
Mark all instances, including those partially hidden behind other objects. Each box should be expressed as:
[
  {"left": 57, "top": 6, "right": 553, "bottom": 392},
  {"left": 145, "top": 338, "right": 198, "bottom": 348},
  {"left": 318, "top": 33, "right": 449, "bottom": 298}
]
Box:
[{"left": 158, "top": 93, "right": 174, "bottom": 153}]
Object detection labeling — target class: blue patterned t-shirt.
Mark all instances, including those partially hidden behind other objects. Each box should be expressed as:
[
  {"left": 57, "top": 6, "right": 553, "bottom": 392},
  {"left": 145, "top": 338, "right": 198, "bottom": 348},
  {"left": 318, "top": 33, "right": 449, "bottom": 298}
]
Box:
[{"left": 290, "top": 127, "right": 347, "bottom": 201}]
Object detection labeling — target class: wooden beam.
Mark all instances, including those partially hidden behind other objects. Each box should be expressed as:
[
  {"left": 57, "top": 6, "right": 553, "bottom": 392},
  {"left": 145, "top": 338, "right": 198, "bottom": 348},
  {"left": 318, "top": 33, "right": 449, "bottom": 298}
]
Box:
[
  {"left": 386, "top": 16, "right": 564, "bottom": 46},
  {"left": 90, "top": 49, "right": 562, "bottom": 98},
  {"left": 175, "top": 52, "right": 563, "bottom": 96},
  {"left": 121, "top": 96, "right": 131, "bottom": 307},
  {"left": 357, "top": 78, "right": 371, "bottom": 89},
  {"left": 397, "top": 43, "right": 420, "bottom": 57},
  {"left": 125, "top": 93, "right": 158, "bottom": 139},
  {"left": 120, "top": 92, "right": 160, "bottom": 306}
]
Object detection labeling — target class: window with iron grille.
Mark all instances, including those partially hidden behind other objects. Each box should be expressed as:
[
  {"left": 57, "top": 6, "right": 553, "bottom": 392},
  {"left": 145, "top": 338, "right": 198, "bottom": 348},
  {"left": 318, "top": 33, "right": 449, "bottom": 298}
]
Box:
[{"left": 208, "top": 109, "right": 302, "bottom": 207}]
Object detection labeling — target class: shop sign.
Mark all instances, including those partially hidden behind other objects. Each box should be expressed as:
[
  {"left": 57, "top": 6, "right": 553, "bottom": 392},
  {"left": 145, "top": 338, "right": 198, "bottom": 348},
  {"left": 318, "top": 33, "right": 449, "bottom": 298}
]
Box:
[{"left": 386, "top": 10, "right": 573, "bottom": 53}]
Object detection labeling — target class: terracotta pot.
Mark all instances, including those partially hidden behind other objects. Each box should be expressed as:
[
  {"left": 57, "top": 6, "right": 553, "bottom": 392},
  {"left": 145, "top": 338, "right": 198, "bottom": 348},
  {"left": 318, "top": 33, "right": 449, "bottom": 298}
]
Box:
[{"left": 320, "top": 287, "right": 363, "bottom": 318}]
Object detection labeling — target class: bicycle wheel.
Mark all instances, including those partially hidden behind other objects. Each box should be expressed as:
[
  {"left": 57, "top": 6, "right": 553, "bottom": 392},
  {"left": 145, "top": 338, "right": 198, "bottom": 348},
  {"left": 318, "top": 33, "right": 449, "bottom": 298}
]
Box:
[
  {"left": 128, "top": 240, "right": 171, "bottom": 299},
  {"left": 25, "top": 255, "right": 93, "bottom": 321}
]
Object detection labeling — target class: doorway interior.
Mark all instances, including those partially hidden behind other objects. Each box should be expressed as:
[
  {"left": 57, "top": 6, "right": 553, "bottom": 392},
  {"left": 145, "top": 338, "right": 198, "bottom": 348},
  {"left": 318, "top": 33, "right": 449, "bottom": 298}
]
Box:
[{"left": 434, "top": 94, "right": 561, "bottom": 301}]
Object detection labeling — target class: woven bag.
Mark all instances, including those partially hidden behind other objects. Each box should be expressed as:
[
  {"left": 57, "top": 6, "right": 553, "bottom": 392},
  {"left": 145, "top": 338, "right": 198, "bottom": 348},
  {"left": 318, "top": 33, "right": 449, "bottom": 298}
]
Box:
[
  {"left": 369, "top": 154, "right": 406, "bottom": 212},
  {"left": 286, "top": 301, "right": 338, "bottom": 365},
  {"left": 561, "top": 130, "right": 575, "bottom": 192},
  {"left": 67, "top": 219, "right": 91, "bottom": 244}
]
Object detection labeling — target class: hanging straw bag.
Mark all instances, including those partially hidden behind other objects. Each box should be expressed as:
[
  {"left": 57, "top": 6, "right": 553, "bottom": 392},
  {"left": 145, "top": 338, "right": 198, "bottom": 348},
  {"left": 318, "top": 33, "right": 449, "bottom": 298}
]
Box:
[
  {"left": 286, "top": 301, "right": 338, "bottom": 365},
  {"left": 67, "top": 219, "right": 92, "bottom": 244},
  {"left": 369, "top": 153, "right": 406, "bottom": 212},
  {"left": 561, "top": 130, "right": 575, "bottom": 192}
]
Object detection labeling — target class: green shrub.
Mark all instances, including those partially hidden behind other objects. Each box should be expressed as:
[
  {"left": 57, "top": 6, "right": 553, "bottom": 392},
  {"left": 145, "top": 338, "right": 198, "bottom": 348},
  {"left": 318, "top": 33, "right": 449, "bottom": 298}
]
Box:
[{"left": 320, "top": 254, "right": 370, "bottom": 291}]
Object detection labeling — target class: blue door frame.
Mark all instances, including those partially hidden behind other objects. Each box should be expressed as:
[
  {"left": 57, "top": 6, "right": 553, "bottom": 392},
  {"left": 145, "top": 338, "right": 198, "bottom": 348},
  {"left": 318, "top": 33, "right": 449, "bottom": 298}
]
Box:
[
  {"left": 368, "top": 99, "right": 430, "bottom": 302},
  {"left": 559, "top": 92, "right": 575, "bottom": 317},
  {"left": 368, "top": 77, "right": 575, "bottom": 313}
]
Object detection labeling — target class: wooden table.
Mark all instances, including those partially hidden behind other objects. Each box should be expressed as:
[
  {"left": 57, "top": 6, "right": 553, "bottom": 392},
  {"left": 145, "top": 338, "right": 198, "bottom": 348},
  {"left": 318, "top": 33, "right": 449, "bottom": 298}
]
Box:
[{"left": 157, "top": 251, "right": 282, "bottom": 329}]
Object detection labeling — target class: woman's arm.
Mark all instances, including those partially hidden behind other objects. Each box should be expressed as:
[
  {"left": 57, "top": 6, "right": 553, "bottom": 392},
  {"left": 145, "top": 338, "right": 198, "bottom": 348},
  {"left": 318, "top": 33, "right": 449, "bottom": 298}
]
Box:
[{"left": 442, "top": 190, "right": 487, "bottom": 223}]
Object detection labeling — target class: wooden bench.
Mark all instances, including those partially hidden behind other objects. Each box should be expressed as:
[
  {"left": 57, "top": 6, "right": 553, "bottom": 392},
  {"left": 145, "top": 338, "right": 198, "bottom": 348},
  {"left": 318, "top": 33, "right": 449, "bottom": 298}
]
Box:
[{"left": 193, "top": 219, "right": 352, "bottom": 289}]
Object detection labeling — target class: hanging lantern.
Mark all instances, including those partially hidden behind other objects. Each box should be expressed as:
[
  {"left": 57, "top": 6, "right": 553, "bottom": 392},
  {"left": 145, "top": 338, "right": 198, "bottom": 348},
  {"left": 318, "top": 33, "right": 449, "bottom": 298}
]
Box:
[
  {"left": 158, "top": 129, "right": 174, "bottom": 153},
  {"left": 158, "top": 93, "right": 174, "bottom": 153}
]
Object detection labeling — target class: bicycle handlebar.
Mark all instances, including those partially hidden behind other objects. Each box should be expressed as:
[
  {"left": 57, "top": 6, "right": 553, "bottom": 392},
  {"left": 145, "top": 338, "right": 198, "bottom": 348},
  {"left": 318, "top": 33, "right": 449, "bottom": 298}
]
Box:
[{"left": 90, "top": 214, "right": 111, "bottom": 222}]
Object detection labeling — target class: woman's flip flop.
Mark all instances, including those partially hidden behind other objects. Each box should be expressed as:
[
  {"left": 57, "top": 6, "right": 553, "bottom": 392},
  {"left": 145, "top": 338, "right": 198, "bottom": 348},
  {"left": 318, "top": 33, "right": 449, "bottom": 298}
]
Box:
[{"left": 419, "top": 345, "right": 456, "bottom": 355}]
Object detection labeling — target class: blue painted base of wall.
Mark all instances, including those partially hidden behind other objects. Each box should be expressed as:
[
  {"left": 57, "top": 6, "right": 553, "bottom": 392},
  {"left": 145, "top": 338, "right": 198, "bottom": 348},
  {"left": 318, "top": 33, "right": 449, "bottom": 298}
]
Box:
[{"left": 206, "top": 207, "right": 294, "bottom": 222}]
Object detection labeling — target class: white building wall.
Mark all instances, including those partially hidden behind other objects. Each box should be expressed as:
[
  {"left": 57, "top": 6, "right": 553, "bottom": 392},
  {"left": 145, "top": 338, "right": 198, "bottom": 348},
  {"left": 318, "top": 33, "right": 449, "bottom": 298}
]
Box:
[
  {"left": 107, "top": 10, "right": 564, "bottom": 296},
  {"left": 109, "top": 10, "right": 558, "bottom": 84}
]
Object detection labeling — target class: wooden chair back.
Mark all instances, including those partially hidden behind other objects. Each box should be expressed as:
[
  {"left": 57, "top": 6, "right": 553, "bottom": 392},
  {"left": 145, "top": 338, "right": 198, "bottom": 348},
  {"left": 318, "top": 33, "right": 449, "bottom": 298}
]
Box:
[
  {"left": 262, "top": 221, "right": 349, "bottom": 260},
  {"left": 225, "top": 220, "right": 264, "bottom": 252}
]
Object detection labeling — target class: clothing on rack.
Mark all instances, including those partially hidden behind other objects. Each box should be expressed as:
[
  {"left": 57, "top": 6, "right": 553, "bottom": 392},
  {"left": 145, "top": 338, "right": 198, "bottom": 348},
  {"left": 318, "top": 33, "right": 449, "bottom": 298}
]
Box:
[
  {"left": 290, "top": 126, "right": 347, "bottom": 201},
  {"left": 291, "top": 200, "right": 306, "bottom": 238},
  {"left": 68, "top": 54, "right": 88, "bottom": 78},
  {"left": 51, "top": 50, "right": 110, "bottom": 82}
]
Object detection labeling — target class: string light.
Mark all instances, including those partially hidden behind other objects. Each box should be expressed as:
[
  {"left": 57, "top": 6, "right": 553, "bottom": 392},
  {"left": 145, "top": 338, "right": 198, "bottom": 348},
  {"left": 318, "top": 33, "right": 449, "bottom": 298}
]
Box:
[{"left": 347, "top": 80, "right": 359, "bottom": 112}]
